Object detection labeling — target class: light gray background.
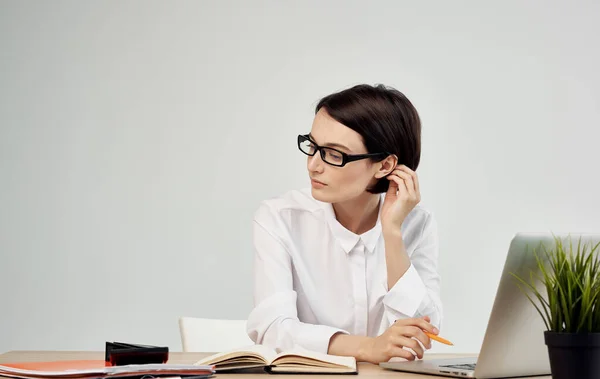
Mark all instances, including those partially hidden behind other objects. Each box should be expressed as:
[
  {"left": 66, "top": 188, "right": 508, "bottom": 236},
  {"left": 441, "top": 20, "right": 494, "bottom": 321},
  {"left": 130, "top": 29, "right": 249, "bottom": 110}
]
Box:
[{"left": 1, "top": 0, "right": 599, "bottom": 354}]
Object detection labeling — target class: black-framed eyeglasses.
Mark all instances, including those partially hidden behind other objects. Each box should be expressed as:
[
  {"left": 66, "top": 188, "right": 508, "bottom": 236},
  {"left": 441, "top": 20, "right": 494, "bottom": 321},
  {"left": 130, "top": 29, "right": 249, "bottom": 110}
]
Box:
[{"left": 297, "top": 134, "right": 389, "bottom": 167}]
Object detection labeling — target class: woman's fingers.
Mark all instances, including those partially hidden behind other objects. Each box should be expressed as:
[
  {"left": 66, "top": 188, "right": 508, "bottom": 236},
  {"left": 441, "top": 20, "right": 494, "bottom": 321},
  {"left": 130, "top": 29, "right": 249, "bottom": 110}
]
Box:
[
  {"left": 391, "top": 171, "right": 416, "bottom": 198},
  {"left": 391, "top": 167, "right": 419, "bottom": 199},
  {"left": 409, "top": 317, "right": 439, "bottom": 335},
  {"left": 387, "top": 174, "right": 410, "bottom": 198},
  {"left": 393, "top": 165, "right": 420, "bottom": 196},
  {"left": 387, "top": 345, "right": 416, "bottom": 361},
  {"left": 398, "top": 326, "right": 432, "bottom": 350},
  {"left": 411, "top": 168, "right": 420, "bottom": 195},
  {"left": 391, "top": 335, "right": 425, "bottom": 359},
  {"left": 396, "top": 317, "right": 437, "bottom": 332},
  {"left": 385, "top": 174, "right": 399, "bottom": 201}
]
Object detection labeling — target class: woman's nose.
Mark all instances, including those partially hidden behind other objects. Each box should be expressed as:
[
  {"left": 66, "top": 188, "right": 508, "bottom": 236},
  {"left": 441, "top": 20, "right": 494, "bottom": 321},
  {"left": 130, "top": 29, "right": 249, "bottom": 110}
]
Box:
[{"left": 307, "top": 152, "right": 324, "bottom": 172}]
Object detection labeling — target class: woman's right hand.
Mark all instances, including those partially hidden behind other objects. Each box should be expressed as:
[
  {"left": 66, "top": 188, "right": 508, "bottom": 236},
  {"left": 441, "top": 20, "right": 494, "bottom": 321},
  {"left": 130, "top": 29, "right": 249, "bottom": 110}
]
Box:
[{"left": 359, "top": 316, "right": 438, "bottom": 364}]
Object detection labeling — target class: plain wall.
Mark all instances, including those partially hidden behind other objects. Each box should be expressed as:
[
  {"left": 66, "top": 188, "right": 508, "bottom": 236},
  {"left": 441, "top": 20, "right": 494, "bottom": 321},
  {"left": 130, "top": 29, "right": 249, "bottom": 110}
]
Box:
[{"left": 1, "top": 0, "right": 599, "bottom": 354}]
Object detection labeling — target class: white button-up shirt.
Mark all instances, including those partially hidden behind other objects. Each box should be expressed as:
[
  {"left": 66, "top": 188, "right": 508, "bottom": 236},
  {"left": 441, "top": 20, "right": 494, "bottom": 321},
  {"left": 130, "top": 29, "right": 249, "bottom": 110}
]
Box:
[{"left": 246, "top": 188, "right": 442, "bottom": 354}]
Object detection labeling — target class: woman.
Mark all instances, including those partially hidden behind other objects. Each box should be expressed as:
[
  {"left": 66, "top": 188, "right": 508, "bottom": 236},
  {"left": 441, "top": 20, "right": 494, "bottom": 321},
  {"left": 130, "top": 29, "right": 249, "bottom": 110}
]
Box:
[{"left": 246, "top": 84, "right": 442, "bottom": 364}]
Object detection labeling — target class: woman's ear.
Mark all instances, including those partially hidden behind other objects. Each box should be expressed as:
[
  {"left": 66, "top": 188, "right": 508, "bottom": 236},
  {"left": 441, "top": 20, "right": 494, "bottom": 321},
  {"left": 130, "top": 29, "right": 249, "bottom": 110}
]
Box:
[{"left": 374, "top": 154, "right": 398, "bottom": 179}]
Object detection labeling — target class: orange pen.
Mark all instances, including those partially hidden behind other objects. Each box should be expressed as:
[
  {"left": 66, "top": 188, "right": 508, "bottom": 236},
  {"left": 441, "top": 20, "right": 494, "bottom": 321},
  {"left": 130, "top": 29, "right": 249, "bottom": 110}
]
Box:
[{"left": 425, "top": 331, "right": 454, "bottom": 346}]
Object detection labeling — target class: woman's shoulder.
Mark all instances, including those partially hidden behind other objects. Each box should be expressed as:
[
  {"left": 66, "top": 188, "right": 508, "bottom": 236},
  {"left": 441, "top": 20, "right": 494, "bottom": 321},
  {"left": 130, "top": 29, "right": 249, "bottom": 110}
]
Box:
[
  {"left": 408, "top": 203, "right": 434, "bottom": 222},
  {"left": 402, "top": 203, "right": 437, "bottom": 240},
  {"left": 254, "top": 188, "right": 322, "bottom": 221}
]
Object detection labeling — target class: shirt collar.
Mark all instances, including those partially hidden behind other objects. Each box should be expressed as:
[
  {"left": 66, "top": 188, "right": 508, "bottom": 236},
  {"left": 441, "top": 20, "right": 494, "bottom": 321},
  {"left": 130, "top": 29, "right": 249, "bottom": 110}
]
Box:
[{"left": 317, "top": 194, "right": 384, "bottom": 255}]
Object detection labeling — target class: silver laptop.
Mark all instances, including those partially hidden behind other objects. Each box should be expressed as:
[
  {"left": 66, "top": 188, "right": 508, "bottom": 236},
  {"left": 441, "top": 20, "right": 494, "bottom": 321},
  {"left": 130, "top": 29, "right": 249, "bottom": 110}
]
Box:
[{"left": 380, "top": 232, "right": 600, "bottom": 378}]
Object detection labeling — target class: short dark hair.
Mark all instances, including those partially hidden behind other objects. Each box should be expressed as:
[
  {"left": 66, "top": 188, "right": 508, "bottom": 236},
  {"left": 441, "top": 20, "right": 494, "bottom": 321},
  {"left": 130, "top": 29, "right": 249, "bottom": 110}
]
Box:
[{"left": 315, "top": 83, "right": 422, "bottom": 194}]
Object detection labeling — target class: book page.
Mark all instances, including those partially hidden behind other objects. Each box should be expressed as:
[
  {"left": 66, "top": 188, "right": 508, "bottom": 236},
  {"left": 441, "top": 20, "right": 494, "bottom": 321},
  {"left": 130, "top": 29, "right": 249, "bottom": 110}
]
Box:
[
  {"left": 269, "top": 365, "right": 357, "bottom": 374},
  {"left": 194, "top": 344, "right": 278, "bottom": 366},
  {"left": 272, "top": 348, "right": 356, "bottom": 369}
]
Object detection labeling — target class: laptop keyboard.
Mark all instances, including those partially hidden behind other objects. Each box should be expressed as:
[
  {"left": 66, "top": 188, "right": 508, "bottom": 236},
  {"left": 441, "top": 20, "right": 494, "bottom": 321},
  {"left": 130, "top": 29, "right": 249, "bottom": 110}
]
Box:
[{"left": 440, "top": 363, "right": 476, "bottom": 371}]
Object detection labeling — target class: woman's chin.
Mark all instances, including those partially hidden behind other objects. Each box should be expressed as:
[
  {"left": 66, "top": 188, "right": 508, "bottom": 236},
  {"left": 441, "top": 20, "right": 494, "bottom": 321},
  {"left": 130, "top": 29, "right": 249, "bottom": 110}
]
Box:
[{"left": 311, "top": 187, "right": 332, "bottom": 202}]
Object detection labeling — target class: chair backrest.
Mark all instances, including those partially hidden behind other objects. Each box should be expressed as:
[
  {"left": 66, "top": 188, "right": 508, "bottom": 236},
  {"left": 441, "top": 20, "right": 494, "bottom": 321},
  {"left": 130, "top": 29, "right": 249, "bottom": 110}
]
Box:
[{"left": 179, "top": 317, "right": 254, "bottom": 352}]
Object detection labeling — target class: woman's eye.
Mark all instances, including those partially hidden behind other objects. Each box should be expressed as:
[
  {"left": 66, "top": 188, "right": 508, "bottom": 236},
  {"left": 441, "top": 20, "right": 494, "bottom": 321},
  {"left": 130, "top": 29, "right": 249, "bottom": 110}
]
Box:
[{"left": 329, "top": 153, "right": 343, "bottom": 161}]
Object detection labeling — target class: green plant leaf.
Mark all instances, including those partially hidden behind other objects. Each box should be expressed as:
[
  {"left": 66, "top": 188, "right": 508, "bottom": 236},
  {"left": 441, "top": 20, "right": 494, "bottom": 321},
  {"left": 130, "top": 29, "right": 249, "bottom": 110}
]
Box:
[{"left": 511, "top": 235, "right": 600, "bottom": 333}]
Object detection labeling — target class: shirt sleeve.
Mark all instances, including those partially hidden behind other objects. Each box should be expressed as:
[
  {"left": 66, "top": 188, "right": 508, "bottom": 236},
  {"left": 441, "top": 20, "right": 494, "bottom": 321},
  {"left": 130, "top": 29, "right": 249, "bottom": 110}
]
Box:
[
  {"left": 246, "top": 203, "right": 349, "bottom": 353},
  {"left": 382, "top": 212, "right": 443, "bottom": 331}
]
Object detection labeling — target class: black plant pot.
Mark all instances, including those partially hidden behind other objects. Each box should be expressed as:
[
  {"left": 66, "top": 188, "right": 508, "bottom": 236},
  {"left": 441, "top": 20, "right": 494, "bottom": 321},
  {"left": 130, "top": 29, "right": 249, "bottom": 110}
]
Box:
[{"left": 544, "top": 331, "right": 600, "bottom": 379}]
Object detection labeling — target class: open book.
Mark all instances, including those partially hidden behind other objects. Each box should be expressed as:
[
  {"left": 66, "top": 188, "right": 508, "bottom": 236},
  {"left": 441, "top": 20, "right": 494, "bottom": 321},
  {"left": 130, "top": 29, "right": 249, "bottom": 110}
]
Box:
[{"left": 195, "top": 344, "right": 357, "bottom": 374}]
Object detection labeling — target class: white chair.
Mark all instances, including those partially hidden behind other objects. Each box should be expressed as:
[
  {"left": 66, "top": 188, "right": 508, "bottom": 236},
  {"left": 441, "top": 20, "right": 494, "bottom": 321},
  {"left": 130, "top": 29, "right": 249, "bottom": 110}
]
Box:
[{"left": 179, "top": 316, "right": 254, "bottom": 352}]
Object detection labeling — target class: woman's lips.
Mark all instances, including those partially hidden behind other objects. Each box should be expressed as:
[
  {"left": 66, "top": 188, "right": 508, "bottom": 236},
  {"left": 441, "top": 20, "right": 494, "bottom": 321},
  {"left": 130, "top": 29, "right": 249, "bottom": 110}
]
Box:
[{"left": 311, "top": 178, "right": 327, "bottom": 188}]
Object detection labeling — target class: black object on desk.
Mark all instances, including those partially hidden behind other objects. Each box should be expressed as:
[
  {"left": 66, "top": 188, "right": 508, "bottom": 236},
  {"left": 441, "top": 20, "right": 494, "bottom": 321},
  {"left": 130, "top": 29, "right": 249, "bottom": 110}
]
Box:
[{"left": 105, "top": 341, "right": 169, "bottom": 366}]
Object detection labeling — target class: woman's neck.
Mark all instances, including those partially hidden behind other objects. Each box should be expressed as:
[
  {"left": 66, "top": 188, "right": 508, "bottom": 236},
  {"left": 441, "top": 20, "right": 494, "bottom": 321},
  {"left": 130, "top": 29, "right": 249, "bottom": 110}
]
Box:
[{"left": 332, "top": 192, "right": 381, "bottom": 235}]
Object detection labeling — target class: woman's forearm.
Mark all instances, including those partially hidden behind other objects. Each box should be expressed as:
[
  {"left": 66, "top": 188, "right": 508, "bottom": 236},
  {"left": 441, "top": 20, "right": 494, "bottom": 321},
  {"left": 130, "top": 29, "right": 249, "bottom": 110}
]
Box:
[
  {"left": 383, "top": 230, "right": 412, "bottom": 289},
  {"left": 327, "top": 333, "right": 372, "bottom": 361}
]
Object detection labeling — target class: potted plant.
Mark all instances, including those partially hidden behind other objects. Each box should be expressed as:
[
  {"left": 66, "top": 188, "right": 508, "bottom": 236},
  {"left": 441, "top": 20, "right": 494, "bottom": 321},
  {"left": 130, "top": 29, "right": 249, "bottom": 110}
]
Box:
[{"left": 512, "top": 235, "right": 600, "bottom": 379}]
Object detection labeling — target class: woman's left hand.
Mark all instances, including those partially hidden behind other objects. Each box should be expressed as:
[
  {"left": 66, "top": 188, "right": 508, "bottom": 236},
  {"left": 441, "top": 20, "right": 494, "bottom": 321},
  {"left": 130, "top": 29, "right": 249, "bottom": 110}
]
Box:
[{"left": 381, "top": 165, "right": 421, "bottom": 235}]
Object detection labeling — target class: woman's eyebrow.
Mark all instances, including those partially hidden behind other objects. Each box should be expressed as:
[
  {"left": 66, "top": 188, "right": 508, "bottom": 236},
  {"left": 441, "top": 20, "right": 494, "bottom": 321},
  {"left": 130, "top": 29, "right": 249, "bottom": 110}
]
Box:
[{"left": 308, "top": 133, "right": 351, "bottom": 151}]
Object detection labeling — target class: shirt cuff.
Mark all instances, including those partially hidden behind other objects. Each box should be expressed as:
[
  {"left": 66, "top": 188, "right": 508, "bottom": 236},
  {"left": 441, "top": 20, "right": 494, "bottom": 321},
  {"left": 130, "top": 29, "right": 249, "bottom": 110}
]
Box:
[
  {"left": 383, "top": 264, "right": 427, "bottom": 318},
  {"left": 295, "top": 324, "right": 349, "bottom": 354}
]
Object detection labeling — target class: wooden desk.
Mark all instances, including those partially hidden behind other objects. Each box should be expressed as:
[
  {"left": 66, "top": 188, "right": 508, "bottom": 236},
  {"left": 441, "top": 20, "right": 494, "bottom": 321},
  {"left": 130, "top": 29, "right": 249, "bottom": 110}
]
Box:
[{"left": 0, "top": 351, "right": 550, "bottom": 379}]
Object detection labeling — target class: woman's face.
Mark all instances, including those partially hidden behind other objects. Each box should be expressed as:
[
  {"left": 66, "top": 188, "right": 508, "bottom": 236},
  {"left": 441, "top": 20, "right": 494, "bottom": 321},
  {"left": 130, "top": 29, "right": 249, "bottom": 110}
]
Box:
[{"left": 307, "top": 108, "right": 385, "bottom": 203}]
